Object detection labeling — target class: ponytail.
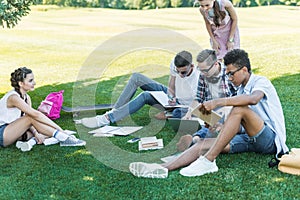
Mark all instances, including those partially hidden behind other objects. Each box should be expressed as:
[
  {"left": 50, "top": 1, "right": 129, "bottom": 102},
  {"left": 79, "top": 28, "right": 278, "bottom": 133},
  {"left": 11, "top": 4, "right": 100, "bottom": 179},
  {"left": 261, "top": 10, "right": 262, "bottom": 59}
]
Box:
[{"left": 10, "top": 67, "right": 32, "bottom": 97}]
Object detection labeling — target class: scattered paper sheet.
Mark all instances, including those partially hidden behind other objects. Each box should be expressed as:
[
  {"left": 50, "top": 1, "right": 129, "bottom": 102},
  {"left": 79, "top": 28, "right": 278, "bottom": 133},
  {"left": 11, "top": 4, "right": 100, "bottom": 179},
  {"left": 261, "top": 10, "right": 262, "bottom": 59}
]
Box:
[{"left": 89, "top": 126, "right": 143, "bottom": 137}]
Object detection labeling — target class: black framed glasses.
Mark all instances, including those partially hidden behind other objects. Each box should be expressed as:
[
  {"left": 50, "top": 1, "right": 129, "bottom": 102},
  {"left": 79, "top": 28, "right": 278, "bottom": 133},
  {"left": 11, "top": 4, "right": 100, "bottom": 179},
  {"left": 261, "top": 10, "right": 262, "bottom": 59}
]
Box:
[
  {"left": 226, "top": 67, "right": 244, "bottom": 79},
  {"left": 175, "top": 65, "right": 191, "bottom": 77},
  {"left": 198, "top": 61, "right": 216, "bottom": 73}
]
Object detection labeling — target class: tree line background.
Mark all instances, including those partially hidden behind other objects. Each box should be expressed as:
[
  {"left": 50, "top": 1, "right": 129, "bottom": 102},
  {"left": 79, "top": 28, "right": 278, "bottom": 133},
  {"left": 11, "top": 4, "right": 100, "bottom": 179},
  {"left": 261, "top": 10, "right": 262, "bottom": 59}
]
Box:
[
  {"left": 39, "top": 0, "right": 300, "bottom": 9},
  {"left": 0, "top": 0, "right": 299, "bottom": 28}
]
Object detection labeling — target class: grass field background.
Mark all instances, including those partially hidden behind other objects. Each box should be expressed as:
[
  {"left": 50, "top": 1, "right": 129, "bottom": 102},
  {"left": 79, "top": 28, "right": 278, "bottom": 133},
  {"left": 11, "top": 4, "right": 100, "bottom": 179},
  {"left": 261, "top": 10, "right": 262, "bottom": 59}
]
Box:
[{"left": 0, "top": 5, "right": 299, "bottom": 200}]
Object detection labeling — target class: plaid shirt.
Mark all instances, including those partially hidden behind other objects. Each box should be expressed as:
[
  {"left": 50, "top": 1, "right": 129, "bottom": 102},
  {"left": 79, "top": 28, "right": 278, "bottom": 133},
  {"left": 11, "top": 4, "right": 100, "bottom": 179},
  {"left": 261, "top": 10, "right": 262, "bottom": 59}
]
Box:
[{"left": 195, "top": 62, "right": 237, "bottom": 103}]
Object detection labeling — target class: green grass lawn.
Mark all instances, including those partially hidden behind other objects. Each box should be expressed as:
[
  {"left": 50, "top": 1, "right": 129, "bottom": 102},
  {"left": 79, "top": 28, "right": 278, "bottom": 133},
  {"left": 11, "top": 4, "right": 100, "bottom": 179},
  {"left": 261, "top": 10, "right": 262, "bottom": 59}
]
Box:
[{"left": 0, "top": 5, "right": 299, "bottom": 200}]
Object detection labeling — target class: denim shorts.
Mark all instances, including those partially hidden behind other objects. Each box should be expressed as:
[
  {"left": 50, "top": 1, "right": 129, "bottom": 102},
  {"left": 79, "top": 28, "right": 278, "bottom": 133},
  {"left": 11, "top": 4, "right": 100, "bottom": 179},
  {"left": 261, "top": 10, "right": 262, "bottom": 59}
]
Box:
[
  {"left": 0, "top": 124, "right": 8, "bottom": 147},
  {"left": 229, "top": 124, "right": 276, "bottom": 154}
]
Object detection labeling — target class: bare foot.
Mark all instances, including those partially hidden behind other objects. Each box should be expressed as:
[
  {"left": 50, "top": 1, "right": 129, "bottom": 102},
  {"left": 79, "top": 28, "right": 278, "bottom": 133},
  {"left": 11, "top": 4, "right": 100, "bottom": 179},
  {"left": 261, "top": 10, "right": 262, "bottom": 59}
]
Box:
[{"left": 176, "top": 135, "right": 193, "bottom": 152}]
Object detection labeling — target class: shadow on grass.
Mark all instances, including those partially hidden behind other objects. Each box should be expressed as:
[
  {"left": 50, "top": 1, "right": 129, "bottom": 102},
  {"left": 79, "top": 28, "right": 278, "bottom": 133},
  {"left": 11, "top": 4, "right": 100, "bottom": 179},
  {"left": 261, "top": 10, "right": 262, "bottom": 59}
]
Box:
[
  {"left": 1, "top": 72, "right": 299, "bottom": 161},
  {"left": 0, "top": 72, "right": 299, "bottom": 199}
]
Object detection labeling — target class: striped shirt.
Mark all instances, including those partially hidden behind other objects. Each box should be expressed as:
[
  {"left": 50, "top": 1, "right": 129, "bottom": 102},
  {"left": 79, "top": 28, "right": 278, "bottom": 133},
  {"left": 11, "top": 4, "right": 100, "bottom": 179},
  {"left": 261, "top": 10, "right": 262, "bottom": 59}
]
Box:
[{"left": 195, "top": 62, "right": 236, "bottom": 103}]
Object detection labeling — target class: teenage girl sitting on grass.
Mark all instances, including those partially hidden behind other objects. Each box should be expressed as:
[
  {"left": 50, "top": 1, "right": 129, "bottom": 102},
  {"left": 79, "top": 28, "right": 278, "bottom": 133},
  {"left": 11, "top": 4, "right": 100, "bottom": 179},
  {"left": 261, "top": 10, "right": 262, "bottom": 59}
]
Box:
[{"left": 0, "top": 67, "right": 85, "bottom": 151}]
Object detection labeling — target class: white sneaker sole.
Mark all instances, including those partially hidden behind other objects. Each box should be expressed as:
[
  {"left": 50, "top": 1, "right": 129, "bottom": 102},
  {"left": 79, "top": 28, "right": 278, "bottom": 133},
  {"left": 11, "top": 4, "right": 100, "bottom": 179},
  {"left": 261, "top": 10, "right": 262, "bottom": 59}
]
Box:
[
  {"left": 129, "top": 162, "right": 168, "bottom": 178},
  {"left": 180, "top": 166, "right": 218, "bottom": 177}
]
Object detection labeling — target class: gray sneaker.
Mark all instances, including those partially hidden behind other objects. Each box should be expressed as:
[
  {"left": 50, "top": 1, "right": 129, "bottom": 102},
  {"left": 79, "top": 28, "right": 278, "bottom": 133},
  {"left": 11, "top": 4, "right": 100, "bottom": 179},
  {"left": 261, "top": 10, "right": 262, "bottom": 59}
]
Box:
[{"left": 60, "top": 135, "right": 86, "bottom": 147}]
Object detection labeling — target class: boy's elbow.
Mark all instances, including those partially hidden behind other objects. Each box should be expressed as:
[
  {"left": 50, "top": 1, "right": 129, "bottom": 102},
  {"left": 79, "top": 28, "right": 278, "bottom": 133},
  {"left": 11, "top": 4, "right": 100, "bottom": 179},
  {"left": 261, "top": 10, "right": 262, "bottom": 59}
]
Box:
[{"left": 248, "top": 98, "right": 260, "bottom": 105}]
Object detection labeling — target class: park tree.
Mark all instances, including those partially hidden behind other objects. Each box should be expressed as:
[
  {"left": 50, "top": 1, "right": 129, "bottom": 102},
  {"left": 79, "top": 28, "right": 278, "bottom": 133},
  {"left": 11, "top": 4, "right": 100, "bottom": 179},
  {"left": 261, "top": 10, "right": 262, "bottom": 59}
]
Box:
[
  {"left": 255, "top": 0, "right": 271, "bottom": 5},
  {"left": 156, "top": 0, "right": 170, "bottom": 8},
  {"left": 0, "top": 0, "right": 32, "bottom": 28},
  {"left": 170, "top": 0, "right": 182, "bottom": 7},
  {"left": 280, "top": 0, "right": 300, "bottom": 5}
]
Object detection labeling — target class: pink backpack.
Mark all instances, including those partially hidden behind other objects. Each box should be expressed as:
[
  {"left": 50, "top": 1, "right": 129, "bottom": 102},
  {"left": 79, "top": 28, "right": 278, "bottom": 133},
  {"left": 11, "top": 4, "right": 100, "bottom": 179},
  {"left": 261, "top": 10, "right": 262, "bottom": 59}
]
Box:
[{"left": 38, "top": 90, "right": 64, "bottom": 120}]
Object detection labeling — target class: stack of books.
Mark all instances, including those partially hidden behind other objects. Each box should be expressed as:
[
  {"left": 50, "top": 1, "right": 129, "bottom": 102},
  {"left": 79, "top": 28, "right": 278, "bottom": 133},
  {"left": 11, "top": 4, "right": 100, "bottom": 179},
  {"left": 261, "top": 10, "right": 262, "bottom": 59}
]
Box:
[{"left": 138, "top": 136, "right": 164, "bottom": 151}]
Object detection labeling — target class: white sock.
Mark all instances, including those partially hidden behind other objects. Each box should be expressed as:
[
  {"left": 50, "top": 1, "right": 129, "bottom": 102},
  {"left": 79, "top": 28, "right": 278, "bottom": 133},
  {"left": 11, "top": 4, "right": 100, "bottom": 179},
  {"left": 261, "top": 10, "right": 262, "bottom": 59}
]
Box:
[
  {"left": 53, "top": 130, "right": 69, "bottom": 141},
  {"left": 28, "top": 137, "right": 37, "bottom": 146}
]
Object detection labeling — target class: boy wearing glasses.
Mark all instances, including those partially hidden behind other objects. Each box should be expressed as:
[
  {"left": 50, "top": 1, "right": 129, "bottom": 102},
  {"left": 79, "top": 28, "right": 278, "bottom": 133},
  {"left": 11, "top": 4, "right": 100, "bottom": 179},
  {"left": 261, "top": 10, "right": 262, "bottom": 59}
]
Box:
[
  {"left": 129, "top": 49, "right": 288, "bottom": 178},
  {"left": 78, "top": 50, "right": 200, "bottom": 128},
  {"left": 177, "top": 49, "right": 236, "bottom": 152}
]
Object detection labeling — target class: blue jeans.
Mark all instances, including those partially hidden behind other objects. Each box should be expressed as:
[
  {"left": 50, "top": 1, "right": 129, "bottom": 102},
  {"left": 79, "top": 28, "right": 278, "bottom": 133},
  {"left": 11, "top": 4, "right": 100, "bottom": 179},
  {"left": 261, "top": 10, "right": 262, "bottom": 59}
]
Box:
[
  {"left": 108, "top": 73, "right": 168, "bottom": 123},
  {"left": 171, "top": 107, "right": 188, "bottom": 119}
]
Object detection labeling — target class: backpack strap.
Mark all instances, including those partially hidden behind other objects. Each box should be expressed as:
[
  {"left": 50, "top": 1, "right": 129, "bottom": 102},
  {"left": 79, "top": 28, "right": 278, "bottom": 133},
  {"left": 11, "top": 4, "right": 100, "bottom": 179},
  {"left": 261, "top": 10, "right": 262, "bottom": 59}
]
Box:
[
  {"left": 268, "top": 157, "right": 280, "bottom": 168},
  {"left": 268, "top": 151, "right": 289, "bottom": 168}
]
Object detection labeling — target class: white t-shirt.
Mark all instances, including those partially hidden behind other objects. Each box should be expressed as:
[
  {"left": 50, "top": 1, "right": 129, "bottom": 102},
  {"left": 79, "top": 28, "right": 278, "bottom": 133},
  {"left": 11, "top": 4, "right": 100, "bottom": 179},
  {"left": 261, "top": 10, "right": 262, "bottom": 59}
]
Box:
[
  {"left": 170, "top": 60, "right": 200, "bottom": 105},
  {"left": 0, "top": 90, "right": 22, "bottom": 126},
  {"left": 238, "top": 74, "right": 289, "bottom": 156}
]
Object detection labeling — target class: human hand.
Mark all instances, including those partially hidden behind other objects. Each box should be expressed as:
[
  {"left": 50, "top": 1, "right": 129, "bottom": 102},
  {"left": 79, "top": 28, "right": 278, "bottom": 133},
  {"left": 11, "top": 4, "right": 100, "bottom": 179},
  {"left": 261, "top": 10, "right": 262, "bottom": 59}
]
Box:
[
  {"left": 201, "top": 100, "right": 218, "bottom": 113},
  {"left": 35, "top": 133, "right": 47, "bottom": 144},
  {"left": 208, "top": 122, "right": 223, "bottom": 136},
  {"left": 227, "top": 41, "right": 234, "bottom": 51},
  {"left": 212, "top": 40, "right": 220, "bottom": 54},
  {"left": 198, "top": 103, "right": 211, "bottom": 115},
  {"left": 168, "top": 97, "right": 177, "bottom": 106}
]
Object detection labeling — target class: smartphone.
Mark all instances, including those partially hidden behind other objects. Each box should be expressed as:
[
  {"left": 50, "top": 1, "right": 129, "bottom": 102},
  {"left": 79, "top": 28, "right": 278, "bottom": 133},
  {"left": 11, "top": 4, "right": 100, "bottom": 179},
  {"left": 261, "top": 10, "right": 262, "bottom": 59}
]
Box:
[{"left": 127, "top": 137, "right": 140, "bottom": 143}]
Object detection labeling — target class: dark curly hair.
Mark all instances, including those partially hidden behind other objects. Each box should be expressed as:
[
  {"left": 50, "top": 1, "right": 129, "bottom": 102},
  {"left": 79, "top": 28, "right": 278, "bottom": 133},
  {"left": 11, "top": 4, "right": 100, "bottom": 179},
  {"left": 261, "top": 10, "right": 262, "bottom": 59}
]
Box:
[
  {"left": 10, "top": 67, "right": 32, "bottom": 96},
  {"left": 224, "top": 49, "right": 251, "bottom": 72}
]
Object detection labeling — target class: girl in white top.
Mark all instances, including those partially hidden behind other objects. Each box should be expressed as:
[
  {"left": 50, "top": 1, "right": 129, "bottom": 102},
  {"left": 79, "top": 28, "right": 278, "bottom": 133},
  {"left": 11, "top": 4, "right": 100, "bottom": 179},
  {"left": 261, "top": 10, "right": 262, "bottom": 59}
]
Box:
[{"left": 0, "top": 67, "right": 85, "bottom": 150}]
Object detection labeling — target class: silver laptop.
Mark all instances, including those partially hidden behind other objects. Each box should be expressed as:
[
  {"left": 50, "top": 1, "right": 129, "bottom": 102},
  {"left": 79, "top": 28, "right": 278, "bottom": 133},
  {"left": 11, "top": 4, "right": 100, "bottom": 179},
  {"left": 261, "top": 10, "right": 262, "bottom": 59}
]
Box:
[{"left": 168, "top": 118, "right": 202, "bottom": 134}]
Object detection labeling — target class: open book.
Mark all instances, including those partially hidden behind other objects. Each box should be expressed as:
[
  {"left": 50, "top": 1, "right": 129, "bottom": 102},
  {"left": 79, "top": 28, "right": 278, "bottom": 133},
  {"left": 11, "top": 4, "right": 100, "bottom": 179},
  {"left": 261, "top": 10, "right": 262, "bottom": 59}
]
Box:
[
  {"left": 191, "top": 104, "right": 222, "bottom": 126},
  {"left": 148, "top": 91, "right": 188, "bottom": 109},
  {"left": 88, "top": 126, "right": 143, "bottom": 137}
]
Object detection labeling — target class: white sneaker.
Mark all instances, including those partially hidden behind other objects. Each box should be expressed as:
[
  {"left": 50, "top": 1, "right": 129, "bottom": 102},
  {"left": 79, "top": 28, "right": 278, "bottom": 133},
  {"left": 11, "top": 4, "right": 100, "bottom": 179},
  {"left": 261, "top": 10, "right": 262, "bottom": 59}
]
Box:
[
  {"left": 129, "top": 162, "right": 168, "bottom": 178},
  {"left": 60, "top": 135, "right": 86, "bottom": 147},
  {"left": 79, "top": 115, "right": 110, "bottom": 128},
  {"left": 16, "top": 141, "right": 33, "bottom": 152},
  {"left": 179, "top": 156, "right": 218, "bottom": 177}
]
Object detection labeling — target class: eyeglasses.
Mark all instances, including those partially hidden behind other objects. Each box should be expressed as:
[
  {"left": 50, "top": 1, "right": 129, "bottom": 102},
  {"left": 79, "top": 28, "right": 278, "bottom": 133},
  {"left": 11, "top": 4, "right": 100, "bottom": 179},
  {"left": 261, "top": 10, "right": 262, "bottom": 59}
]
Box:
[
  {"left": 226, "top": 67, "right": 244, "bottom": 79},
  {"left": 198, "top": 61, "right": 216, "bottom": 73},
  {"left": 175, "top": 65, "right": 191, "bottom": 77}
]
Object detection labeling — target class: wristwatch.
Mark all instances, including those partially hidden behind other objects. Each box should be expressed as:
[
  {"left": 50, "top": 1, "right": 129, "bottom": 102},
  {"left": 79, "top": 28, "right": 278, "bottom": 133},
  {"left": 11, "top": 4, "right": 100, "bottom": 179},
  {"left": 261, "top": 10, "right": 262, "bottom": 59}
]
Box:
[{"left": 229, "top": 38, "right": 234, "bottom": 43}]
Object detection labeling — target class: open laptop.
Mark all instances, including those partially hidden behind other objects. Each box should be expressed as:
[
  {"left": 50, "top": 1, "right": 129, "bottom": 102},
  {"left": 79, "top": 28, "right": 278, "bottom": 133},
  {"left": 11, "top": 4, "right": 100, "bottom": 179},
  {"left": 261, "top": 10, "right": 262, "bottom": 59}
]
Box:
[{"left": 168, "top": 118, "right": 203, "bottom": 134}]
